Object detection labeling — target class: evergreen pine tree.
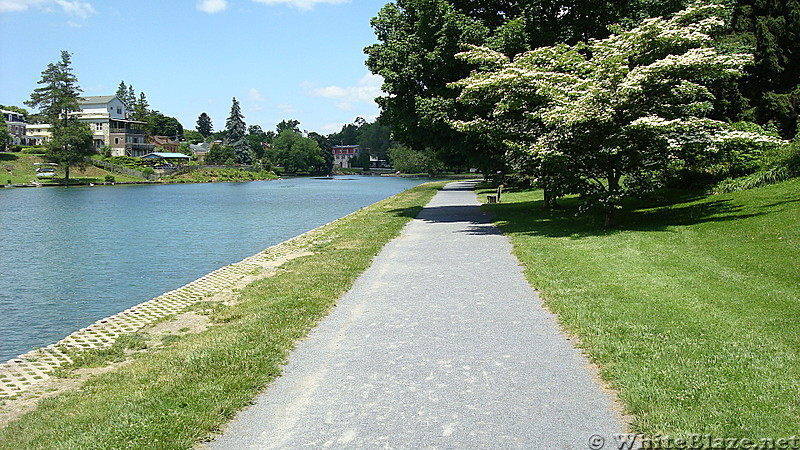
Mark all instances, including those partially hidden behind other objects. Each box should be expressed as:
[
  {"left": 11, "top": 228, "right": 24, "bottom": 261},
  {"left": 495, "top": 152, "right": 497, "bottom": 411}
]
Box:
[
  {"left": 116, "top": 81, "right": 128, "bottom": 106},
  {"left": 732, "top": 0, "right": 800, "bottom": 138},
  {"left": 225, "top": 98, "right": 252, "bottom": 164},
  {"left": 197, "top": 112, "right": 213, "bottom": 138},
  {"left": 133, "top": 92, "right": 150, "bottom": 122},
  {"left": 26, "top": 51, "right": 82, "bottom": 127},
  {"left": 25, "top": 51, "right": 94, "bottom": 181},
  {"left": 126, "top": 85, "right": 136, "bottom": 111}
]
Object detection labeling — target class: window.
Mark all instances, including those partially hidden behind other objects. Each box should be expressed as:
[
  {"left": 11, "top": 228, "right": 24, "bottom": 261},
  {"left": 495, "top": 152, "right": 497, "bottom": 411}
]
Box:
[
  {"left": 95, "top": 123, "right": 103, "bottom": 131},
  {"left": 114, "top": 137, "right": 119, "bottom": 144},
  {"left": 117, "top": 107, "right": 122, "bottom": 115}
]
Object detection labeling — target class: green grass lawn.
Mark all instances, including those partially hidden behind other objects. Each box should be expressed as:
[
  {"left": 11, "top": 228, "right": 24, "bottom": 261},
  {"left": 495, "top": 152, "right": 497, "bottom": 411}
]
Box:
[
  {"left": 0, "top": 181, "right": 446, "bottom": 449},
  {"left": 0, "top": 152, "right": 142, "bottom": 184},
  {"left": 479, "top": 179, "right": 800, "bottom": 438}
]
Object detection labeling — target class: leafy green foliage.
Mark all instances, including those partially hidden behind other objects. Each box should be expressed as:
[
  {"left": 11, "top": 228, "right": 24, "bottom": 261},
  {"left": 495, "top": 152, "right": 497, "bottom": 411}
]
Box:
[
  {"left": 731, "top": 0, "right": 800, "bottom": 139},
  {"left": 148, "top": 112, "right": 184, "bottom": 140},
  {"left": 245, "top": 125, "right": 273, "bottom": 162},
  {"left": 0, "top": 112, "right": 11, "bottom": 150},
  {"left": 205, "top": 143, "right": 236, "bottom": 165},
  {"left": 275, "top": 119, "right": 300, "bottom": 134},
  {"left": 365, "top": 0, "right": 498, "bottom": 171},
  {"left": 364, "top": 0, "right": 694, "bottom": 173},
  {"left": 714, "top": 139, "right": 800, "bottom": 193},
  {"left": 161, "top": 168, "right": 277, "bottom": 183},
  {"left": 271, "top": 129, "right": 325, "bottom": 174},
  {"left": 183, "top": 129, "right": 204, "bottom": 144},
  {"left": 389, "top": 144, "right": 443, "bottom": 174},
  {"left": 453, "top": 3, "right": 786, "bottom": 224}
]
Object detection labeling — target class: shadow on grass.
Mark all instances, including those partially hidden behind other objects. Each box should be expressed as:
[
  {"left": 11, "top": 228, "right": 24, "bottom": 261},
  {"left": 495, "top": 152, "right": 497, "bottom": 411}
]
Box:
[
  {"left": 0, "top": 153, "right": 19, "bottom": 162},
  {"left": 386, "top": 183, "right": 768, "bottom": 239},
  {"left": 485, "top": 192, "right": 768, "bottom": 238}
]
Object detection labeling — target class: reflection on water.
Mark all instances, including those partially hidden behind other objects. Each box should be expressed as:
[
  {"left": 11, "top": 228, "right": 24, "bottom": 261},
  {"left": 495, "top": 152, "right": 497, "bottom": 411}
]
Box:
[{"left": 0, "top": 176, "right": 428, "bottom": 361}]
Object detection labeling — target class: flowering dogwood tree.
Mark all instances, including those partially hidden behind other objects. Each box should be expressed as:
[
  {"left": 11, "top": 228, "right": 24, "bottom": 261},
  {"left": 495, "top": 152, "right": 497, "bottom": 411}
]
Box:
[{"left": 451, "top": 3, "right": 786, "bottom": 225}]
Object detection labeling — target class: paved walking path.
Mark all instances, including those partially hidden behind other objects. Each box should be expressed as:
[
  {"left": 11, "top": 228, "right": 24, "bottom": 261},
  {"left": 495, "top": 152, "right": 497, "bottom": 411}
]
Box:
[{"left": 211, "top": 181, "right": 625, "bottom": 448}]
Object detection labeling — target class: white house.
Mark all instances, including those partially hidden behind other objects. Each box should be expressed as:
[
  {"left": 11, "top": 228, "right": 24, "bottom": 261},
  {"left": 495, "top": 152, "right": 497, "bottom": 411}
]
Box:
[
  {"left": 24, "top": 95, "right": 154, "bottom": 157},
  {"left": 332, "top": 145, "right": 360, "bottom": 168},
  {"left": 77, "top": 95, "right": 153, "bottom": 157}
]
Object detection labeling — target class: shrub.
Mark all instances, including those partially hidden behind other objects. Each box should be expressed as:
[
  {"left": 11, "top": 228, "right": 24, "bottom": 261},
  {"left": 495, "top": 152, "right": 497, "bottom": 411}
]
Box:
[
  {"left": 141, "top": 167, "right": 155, "bottom": 176},
  {"left": 104, "top": 175, "right": 115, "bottom": 183},
  {"left": 713, "top": 141, "right": 800, "bottom": 193},
  {"left": 20, "top": 146, "right": 47, "bottom": 154},
  {"left": 105, "top": 156, "right": 145, "bottom": 169}
]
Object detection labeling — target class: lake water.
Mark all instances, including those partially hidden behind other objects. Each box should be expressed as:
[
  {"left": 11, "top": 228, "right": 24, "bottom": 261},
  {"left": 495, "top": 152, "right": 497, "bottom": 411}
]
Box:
[{"left": 0, "top": 176, "right": 430, "bottom": 362}]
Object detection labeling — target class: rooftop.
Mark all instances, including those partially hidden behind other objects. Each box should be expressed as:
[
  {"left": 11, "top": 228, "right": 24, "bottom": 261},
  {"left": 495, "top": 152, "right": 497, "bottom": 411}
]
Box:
[
  {"left": 141, "top": 152, "right": 191, "bottom": 160},
  {"left": 78, "top": 95, "right": 118, "bottom": 105}
]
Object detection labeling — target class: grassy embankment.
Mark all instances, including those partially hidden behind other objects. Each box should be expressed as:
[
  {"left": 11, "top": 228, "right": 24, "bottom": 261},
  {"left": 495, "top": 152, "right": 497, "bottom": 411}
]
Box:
[
  {"left": 0, "top": 181, "right": 446, "bottom": 448},
  {"left": 159, "top": 168, "right": 278, "bottom": 183},
  {"left": 479, "top": 179, "right": 800, "bottom": 437},
  {"left": 0, "top": 152, "right": 141, "bottom": 184}
]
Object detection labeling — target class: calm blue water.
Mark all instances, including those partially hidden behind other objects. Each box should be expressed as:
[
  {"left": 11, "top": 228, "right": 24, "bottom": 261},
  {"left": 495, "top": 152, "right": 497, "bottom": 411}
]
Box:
[{"left": 0, "top": 176, "right": 429, "bottom": 361}]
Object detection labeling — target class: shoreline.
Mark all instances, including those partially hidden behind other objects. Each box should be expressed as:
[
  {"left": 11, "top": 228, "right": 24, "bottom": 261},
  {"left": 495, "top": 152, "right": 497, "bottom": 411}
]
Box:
[
  {"left": 0, "top": 193, "right": 384, "bottom": 399},
  {"left": 0, "top": 181, "right": 448, "bottom": 444}
]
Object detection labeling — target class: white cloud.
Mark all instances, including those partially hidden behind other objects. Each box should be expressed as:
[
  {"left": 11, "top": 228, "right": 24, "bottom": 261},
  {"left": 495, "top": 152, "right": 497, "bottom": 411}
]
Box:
[
  {"left": 0, "top": 0, "right": 94, "bottom": 17},
  {"left": 54, "top": 0, "right": 94, "bottom": 18},
  {"left": 320, "top": 122, "right": 345, "bottom": 133},
  {"left": 251, "top": 0, "right": 349, "bottom": 11},
  {"left": 197, "top": 0, "right": 227, "bottom": 14},
  {"left": 0, "top": 0, "right": 47, "bottom": 12},
  {"left": 247, "top": 88, "right": 266, "bottom": 111},
  {"left": 276, "top": 103, "right": 298, "bottom": 114},
  {"left": 307, "top": 73, "right": 383, "bottom": 111},
  {"left": 248, "top": 88, "right": 265, "bottom": 103}
]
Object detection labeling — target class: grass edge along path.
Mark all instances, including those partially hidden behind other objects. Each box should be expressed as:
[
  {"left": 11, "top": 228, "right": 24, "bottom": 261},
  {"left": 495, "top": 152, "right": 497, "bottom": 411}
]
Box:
[
  {"left": 478, "top": 179, "right": 800, "bottom": 440},
  {"left": 0, "top": 181, "right": 448, "bottom": 449}
]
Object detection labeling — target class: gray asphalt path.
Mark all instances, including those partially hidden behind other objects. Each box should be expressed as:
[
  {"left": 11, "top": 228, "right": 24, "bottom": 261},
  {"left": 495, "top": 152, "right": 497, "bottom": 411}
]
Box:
[{"left": 211, "top": 180, "right": 625, "bottom": 449}]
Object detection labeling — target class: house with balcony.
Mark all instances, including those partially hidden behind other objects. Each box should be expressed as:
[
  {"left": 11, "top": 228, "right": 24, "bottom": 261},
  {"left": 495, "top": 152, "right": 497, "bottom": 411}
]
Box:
[
  {"left": 24, "top": 95, "right": 154, "bottom": 157},
  {"left": 25, "top": 123, "right": 50, "bottom": 146},
  {"left": 78, "top": 95, "right": 153, "bottom": 157},
  {"left": 332, "top": 145, "right": 360, "bottom": 168}
]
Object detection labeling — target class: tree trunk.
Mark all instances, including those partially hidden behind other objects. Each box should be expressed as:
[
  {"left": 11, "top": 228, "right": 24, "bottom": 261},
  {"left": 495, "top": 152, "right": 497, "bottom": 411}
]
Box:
[
  {"left": 604, "top": 210, "right": 614, "bottom": 228},
  {"left": 604, "top": 173, "right": 621, "bottom": 228},
  {"left": 542, "top": 185, "right": 561, "bottom": 210}
]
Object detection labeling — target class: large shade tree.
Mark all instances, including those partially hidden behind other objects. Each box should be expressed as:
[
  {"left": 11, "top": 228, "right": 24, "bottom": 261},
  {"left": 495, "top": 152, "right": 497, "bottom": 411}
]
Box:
[
  {"left": 365, "top": 0, "right": 692, "bottom": 173},
  {"left": 452, "top": 3, "right": 786, "bottom": 225},
  {"left": 272, "top": 129, "right": 326, "bottom": 174},
  {"left": 365, "top": 0, "right": 501, "bottom": 172},
  {"left": 25, "top": 50, "right": 94, "bottom": 182}
]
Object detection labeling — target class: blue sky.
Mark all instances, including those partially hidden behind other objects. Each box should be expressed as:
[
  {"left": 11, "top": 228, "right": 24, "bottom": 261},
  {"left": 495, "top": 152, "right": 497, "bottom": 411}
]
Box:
[{"left": 0, "top": 0, "right": 389, "bottom": 135}]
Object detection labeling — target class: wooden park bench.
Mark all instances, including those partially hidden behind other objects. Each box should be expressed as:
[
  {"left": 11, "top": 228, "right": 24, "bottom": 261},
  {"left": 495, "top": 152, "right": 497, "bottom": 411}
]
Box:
[{"left": 486, "top": 184, "right": 503, "bottom": 203}]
